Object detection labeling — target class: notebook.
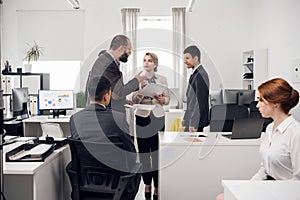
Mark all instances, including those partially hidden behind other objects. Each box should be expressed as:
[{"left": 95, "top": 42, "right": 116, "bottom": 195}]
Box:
[{"left": 222, "top": 118, "right": 265, "bottom": 139}]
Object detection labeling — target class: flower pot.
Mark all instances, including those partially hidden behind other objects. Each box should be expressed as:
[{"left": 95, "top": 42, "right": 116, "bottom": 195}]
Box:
[{"left": 24, "top": 64, "right": 32, "bottom": 73}]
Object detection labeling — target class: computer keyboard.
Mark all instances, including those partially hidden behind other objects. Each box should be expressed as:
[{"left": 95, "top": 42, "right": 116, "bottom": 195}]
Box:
[{"left": 3, "top": 117, "right": 17, "bottom": 122}]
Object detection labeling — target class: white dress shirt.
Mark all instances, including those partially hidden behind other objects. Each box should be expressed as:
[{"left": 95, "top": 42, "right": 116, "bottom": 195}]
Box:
[{"left": 252, "top": 115, "right": 300, "bottom": 180}]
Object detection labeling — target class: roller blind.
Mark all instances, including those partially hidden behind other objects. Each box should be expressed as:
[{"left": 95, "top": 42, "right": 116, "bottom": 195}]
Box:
[{"left": 17, "top": 10, "right": 84, "bottom": 61}]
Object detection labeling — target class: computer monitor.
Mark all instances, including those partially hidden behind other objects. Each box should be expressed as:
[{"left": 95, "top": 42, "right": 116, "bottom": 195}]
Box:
[
  {"left": 224, "top": 89, "right": 255, "bottom": 107},
  {"left": 38, "top": 90, "right": 74, "bottom": 118},
  {"left": 209, "top": 90, "right": 223, "bottom": 107},
  {"left": 238, "top": 90, "right": 255, "bottom": 107},
  {"left": 223, "top": 89, "right": 240, "bottom": 104},
  {"left": 12, "top": 87, "right": 29, "bottom": 119}
]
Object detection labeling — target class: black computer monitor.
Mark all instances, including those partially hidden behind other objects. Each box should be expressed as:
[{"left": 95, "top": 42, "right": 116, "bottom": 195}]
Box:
[
  {"left": 223, "top": 89, "right": 240, "bottom": 104},
  {"left": 238, "top": 90, "right": 256, "bottom": 107},
  {"left": 224, "top": 89, "right": 255, "bottom": 107},
  {"left": 12, "top": 87, "right": 29, "bottom": 119},
  {"left": 38, "top": 90, "right": 74, "bottom": 118},
  {"left": 209, "top": 90, "right": 223, "bottom": 107}
]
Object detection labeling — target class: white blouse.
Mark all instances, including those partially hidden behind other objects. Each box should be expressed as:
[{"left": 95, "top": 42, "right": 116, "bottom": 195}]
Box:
[{"left": 252, "top": 115, "right": 300, "bottom": 180}]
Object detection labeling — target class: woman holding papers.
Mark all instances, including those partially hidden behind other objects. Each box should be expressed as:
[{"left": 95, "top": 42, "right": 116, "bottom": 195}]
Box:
[
  {"left": 216, "top": 78, "right": 300, "bottom": 200},
  {"left": 132, "top": 52, "right": 169, "bottom": 200}
]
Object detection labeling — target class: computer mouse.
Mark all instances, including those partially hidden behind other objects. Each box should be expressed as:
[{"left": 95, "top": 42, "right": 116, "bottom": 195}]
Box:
[{"left": 198, "top": 134, "right": 207, "bottom": 137}]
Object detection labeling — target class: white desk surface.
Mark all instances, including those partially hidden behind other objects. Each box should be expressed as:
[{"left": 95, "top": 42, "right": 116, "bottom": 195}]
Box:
[
  {"left": 160, "top": 131, "right": 262, "bottom": 200},
  {"left": 3, "top": 140, "right": 68, "bottom": 175},
  {"left": 223, "top": 180, "right": 300, "bottom": 200},
  {"left": 160, "top": 131, "right": 261, "bottom": 146},
  {"left": 22, "top": 115, "right": 71, "bottom": 123}
]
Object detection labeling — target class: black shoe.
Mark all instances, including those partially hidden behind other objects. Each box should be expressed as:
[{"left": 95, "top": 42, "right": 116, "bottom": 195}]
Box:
[
  {"left": 145, "top": 191, "right": 151, "bottom": 199},
  {"left": 153, "top": 194, "right": 158, "bottom": 200}
]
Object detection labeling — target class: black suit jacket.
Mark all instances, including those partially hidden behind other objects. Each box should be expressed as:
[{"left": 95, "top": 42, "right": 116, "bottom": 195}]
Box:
[
  {"left": 183, "top": 65, "right": 210, "bottom": 130},
  {"left": 70, "top": 104, "right": 137, "bottom": 167},
  {"left": 86, "top": 51, "right": 139, "bottom": 113}
]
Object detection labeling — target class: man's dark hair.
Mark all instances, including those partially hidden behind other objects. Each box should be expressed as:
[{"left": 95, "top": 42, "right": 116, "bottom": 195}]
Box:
[
  {"left": 183, "top": 45, "right": 201, "bottom": 62},
  {"left": 109, "top": 35, "right": 129, "bottom": 51},
  {"left": 88, "top": 76, "right": 111, "bottom": 101}
]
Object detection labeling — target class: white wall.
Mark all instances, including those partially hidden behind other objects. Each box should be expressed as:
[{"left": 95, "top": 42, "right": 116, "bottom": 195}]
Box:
[
  {"left": 187, "top": 0, "right": 254, "bottom": 89},
  {"left": 252, "top": 0, "right": 300, "bottom": 120}
]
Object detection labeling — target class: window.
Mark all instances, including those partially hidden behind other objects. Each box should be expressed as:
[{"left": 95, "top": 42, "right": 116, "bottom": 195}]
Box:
[{"left": 137, "top": 16, "right": 175, "bottom": 87}]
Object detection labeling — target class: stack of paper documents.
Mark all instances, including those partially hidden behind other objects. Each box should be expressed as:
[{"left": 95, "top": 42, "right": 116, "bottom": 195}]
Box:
[{"left": 138, "top": 83, "right": 168, "bottom": 98}]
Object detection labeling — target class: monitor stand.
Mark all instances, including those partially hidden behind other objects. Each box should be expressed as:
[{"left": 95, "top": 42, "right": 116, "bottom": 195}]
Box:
[{"left": 48, "top": 109, "right": 67, "bottom": 119}]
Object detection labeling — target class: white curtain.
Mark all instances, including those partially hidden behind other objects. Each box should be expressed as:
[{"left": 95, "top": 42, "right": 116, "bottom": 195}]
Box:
[
  {"left": 121, "top": 8, "right": 140, "bottom": 83},
  {"left": 172, "top": 7, "right": 186, "bottom": 108}
]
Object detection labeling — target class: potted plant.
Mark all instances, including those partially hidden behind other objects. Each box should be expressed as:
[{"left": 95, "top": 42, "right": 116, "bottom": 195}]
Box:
[{"left": 24, "top": 41, "right": 43, "bottom": 73}]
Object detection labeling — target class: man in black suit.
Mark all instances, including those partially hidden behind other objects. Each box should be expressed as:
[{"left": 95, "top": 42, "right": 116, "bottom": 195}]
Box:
[
  {"left": 70, "top": 76, "right": 137, "bottom": 167},
  {"left": 182, "top": 45, "right": 210, "bottom": 132},
  {"left": 86, "top": 34, "right": 145, "bottom": 113}
]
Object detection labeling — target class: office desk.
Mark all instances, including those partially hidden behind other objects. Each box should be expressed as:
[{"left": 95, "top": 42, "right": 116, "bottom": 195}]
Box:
[
  {"left": 22, "top": 115, "right": 71, "bottom": 137},
  {"left": 3, "top": 140, "right": 71, "bottom": 200},
  {"left": 223, "top": 180, "right": 300, "bottom": 200},
  {"left": 159, "top": 132, "right": 261, "bottom": 200}
]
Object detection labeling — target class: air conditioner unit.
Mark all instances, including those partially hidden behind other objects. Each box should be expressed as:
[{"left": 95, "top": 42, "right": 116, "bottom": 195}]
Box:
[{"left": 66, "top": 0, "right": 80, "bottom": 9}]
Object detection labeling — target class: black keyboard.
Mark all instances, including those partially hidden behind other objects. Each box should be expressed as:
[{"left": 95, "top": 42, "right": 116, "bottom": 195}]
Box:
[{"left": 3, "top": 117, "right": 17, "bottom": 122}]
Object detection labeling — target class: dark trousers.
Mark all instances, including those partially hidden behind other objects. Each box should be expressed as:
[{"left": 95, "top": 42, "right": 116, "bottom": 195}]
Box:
[{"left": 136, "top": 113, "right": 165, "bottom": 188}]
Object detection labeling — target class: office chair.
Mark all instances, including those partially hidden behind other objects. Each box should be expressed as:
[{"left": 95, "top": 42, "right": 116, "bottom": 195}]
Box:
[
  {"left": 40, "top": 122, "right": 64, "bottom": 138},
  {"left": 210, "top": 104, "right": 249, "bottom": 132},
  {"left": 249, "top": 101, "right": 273, "bottom": 132},
  {"left": 66, "top": 138, "right": 142, "bottom": 200}
]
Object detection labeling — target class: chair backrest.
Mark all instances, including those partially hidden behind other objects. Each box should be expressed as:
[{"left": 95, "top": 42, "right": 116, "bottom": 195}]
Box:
[
  {"left": 40, "top": 122, "right": 64, "bottom": 137},
  {"left": 210, "top": 104, "right": 249, "bottom": 132},
  {"left": 249, "top": 101, "right": 273, "bottom": 132},
  {"left": 66, "top": 138, "right": 141, "bottom": 200}
]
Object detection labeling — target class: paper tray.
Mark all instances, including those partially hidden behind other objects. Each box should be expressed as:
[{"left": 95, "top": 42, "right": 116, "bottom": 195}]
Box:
[
  {"left": 6, "top": 143, "right": 54, "bottom": 162},
  {"left": 34, "top": 138, "right": 68, "bottom": 150}
]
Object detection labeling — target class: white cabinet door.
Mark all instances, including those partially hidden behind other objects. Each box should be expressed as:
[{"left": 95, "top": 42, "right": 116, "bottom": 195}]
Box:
[{"left": 22, "top": 75, "right": 40, "bottom": 94}]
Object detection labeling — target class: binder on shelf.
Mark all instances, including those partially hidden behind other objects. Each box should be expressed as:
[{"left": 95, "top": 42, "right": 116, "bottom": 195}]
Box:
[
  {"left": 6, "top": 76, "right": 12, "bottom": 94},
  {"left": 29, "top": 96, "right": 38, "bottom": 115},
  {"left": 1, "top": 77, "right": 6, "bottom": 93}
]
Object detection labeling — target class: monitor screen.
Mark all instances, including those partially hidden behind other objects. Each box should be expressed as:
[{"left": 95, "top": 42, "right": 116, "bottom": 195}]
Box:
[
  {"left": 224, "top": 89, "right": 255, "bottom": 107},
  {"left": 223, "top": 89, "right": 240, "bottom": 104},
  {"left": 209, "top": 90, "right": 223, "bottom": 107},
  {"left": 38, "top": 90, "right": 74, "bottom": 110},
  {"left": 238, "top": 90, "right": 255, "bottom": 107},
  {"left": 12, "top": 87, "right": 29, "bottom": 118}
]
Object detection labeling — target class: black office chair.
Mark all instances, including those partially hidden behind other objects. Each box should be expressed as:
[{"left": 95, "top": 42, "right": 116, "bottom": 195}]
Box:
[
  {"left": 249, "top": 101, "right": 273, "bottom": 132},
  {"left": 66, "top": 138, "right": 142, "bottom": 200},
  {"left": 210, "top": 104, "right": 249, "bottom": 132}
]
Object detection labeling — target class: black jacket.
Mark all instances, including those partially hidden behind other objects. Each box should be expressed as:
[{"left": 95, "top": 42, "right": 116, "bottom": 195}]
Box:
[
  {"left": 183, "top": 65, "right": 210, "bottom": 129},
  {"left": 86, "top": 52, "right": 139, "bottom": 113}
]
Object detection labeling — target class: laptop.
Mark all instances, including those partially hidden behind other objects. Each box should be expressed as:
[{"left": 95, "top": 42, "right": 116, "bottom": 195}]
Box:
[{"left": 222, "top": 118, "right": 265, "bottom": 139}]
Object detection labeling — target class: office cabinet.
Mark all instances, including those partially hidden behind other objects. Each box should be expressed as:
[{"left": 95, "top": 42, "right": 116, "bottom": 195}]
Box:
[
  {"left": 242, "top": 49, "right": 268, "bottom": 90},
  {"left": 2, "top": 73, "right": 50, "bottom": 116},
  {"left": 2, "top": 73, "right": 50, "bottom": 95}
]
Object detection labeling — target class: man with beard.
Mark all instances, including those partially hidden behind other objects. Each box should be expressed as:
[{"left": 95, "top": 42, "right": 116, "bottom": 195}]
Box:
[
  {"left": 182, "top": 45, "right": 210, "bottom": 132},
  {"left": 86, "top": 34, "right": 145, "bottom": 113}
]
